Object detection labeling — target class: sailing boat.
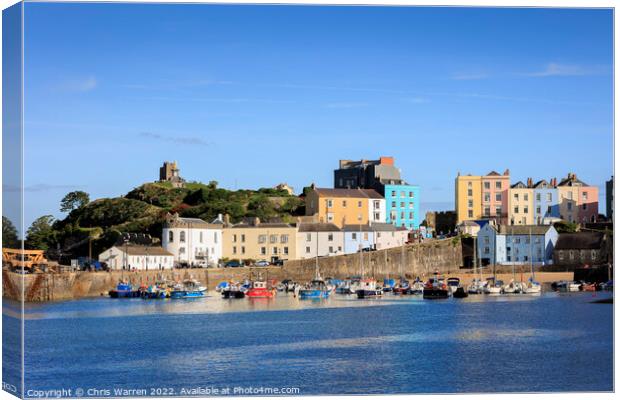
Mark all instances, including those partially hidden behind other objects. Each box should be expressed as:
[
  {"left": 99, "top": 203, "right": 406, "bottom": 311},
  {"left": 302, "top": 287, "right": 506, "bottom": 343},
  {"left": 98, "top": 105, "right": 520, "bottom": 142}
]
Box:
[
  {"left": 468, "top": 235, "right": 484, "bottom": 294},
  {"left": 356, "top": 223, "right": 382, "bottom": 299},
  {"left": 299, "top": 230, "right": 331, "bottom": 299},
  {"left": 524, "top": 226, "right": 542, "bottom": 294}
]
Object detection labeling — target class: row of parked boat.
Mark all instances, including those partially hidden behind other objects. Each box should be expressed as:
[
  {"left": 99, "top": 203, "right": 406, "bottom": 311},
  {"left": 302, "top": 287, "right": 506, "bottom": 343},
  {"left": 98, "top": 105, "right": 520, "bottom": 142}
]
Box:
[{"left": 109, "top": 279, "right": 207, "bottom": 299}]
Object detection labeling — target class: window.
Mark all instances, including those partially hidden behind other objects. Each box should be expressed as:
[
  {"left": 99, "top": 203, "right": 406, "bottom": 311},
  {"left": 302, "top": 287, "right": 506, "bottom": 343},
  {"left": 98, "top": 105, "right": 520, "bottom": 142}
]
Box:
[
  {"left": 468, "top": 189, "right": 473, "bottom": 196},
  {"left": 484, "top": 193, "right": 490, "bottom": 202},
  {"left": 484, "top": 247, "right": 490, "bottom": 254},
  {"left": 524, "top": 194, "right": 529, "bottom": 201},
  {"left": 525, "top": 237, "right": 530, "bottom": 244},
  {"left": 258, "top": 235, "right": 267, "bottom": 244},
  {"left": 363, "top": 232, "right": 368, "bottom": 241},
  {"left": 536, "top": 206, "right": 541, "bottom": 214},
  {"left": 214, "top": 232, "right": 218, "bottom": 243},
  {"left": 547, "top": 206, "right": 552, "bottom": 214},
  {"left": 484, "top": 207, "right": 490, "bottom": 216},
  {"left": 328, "top": 233, "right": 333, "bottom": 241},
  {"left": 409, "top": 192, "right": 413, "bottom": 198},
  {"left": 400, "top": 211, "right": 405, "bottom": 219},
  {"left": 514, "top": 206, "right": 519, "bottom": 214},
  {"left": 515, "top": 237, "right": 520, "bottom": 244},
  {"left": 547, "top": 193, "right": 552, "bottom": 202},
  {"left": 409, "top": 203, "right": 414, "bottom": 209},
  {"left": 306, "top": 233, "right": 312, "bottom": 242},
  {"left": 468, "top": 182, "right": 472, "bottom": 188},
  {"left": 273, "top": 247, "right": 278, "bottom": 254},
  {"left": 495, "top": 181, "right": 501, "bottom": 189},
  {"left": 241, "top": 246, "right": 245, "bottom": 254},
  {"left": 536, "top": 193, "right": 541, "bottom": 201},
  {"left": 514, "top": 193, "right": 519, "bottom": 200},
  {"left": 582, "top": 204, "right": 587, "bottom": 210},
  {"left": 329, "top": 246, "right": 334, "bottom": 253},
  {"left": 409, "top": 212, "right": 414, "bottom": 219},
  {"left": 327, "top": 199, "right": 333, "bottom": 208},
  {"left": 180, "top": 231, "right": 186, "bottom": 243},
  {"left": 484, "top": 182, "right": 490, "bottom": 189},
  {"left": 567, "top": 202, "right": 572, "bottom": 211},
  {"left": 468, "top": 210, "right": 473, "bottom": 218},
  {"left": 496, "top": 193, "right": 502, "bottom": 201},
  {"left": 306, "top": 246, "right": 311, "bottom": 254},
  {"left": 401, "top": 191, "right": 405, "bottom": 197},
  {"left": 233, "top": 246, "right": 237, "bottom": 254},
  {"left": 352, "top": 233, "right": 357, "bottom": 240},
  {"left": 559, "top": 251, "right": 564, "bottom": 261},
  {"left": 496, "top": 207, "right": 502, "bottom": 216},
  {"left": 232, "top": 234, "right": 237, "bottom": 243},
  {"left": 468, "top": 200, "right": 473, "bottom": 207},
  {"left": 374, "top": 200, "right": 380, "bottom": 209},
  {"left": 241, "top": 234, "right": 246, "bottom": 243},
  {"left": 484, "top": 237, "right": 489, "bottom": 244},
  {"left": 284, "top": 247, "right": 289, "bottom": 255},
  {"left": 569, "top": 250, "right": 574, "bottom": 260},
  {"left": 270, "top": 235, "right": 277, "bottom": 243},
  {"left": 327, "top": 213, "right": 334, "bottom": 222},
  {"left": 374, "top": 212, "right": 380, "bottom": 220},
  {"left": 342, "top": 200, "right": 347, "bottom": 207},
  {"left": 400, "top": 202, "right": 405, "bottom": 208},
  {"left": 200, "top": 232, "right": 203, "bottom": 243},
  {"left": 168, "top": 231, "right": 174, "bottom": 243},
  {"left": 391, "top": 201, "right": 396, "bottom": 207},
  {"left": 391, "top": 190, "right": 396, "bottom": 196},
  {"left": 524, "top": 206, "right": 529, "bottom": 214},
  {"left": 582, "top": 192, "right": 588, "bottom": 201},
  {"left": 280, "top": 235, "right": 288, "bottom": 243},
  {"left": 358, "top": 201, "right": 362, "bottom": 207}
]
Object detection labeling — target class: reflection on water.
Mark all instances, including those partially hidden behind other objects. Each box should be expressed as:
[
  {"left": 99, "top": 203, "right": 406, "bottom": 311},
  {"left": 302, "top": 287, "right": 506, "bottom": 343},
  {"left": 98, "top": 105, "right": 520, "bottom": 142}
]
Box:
[{"left": 2, "top": 291, "right": 613, "bottom": 395}]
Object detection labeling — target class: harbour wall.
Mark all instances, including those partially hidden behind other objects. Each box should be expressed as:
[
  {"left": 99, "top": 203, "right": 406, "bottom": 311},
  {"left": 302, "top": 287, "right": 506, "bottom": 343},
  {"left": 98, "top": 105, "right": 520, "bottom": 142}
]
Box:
[{"left": 3, "top": 238, "right": 463, "bottom": 302}]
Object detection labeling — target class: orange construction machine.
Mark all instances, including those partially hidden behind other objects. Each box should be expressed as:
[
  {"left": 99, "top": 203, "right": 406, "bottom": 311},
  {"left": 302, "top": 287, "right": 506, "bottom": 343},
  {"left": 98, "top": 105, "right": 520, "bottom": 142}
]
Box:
[{"left": 2, "top": 248, "right": 49, "bottom": 273}]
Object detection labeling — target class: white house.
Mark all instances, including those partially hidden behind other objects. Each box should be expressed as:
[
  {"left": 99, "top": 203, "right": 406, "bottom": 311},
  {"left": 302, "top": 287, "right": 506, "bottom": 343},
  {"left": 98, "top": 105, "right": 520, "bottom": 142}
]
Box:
[
  {"left": 162, "top": 213, "right": 223, "bottom": 267},
  {"left": 373, "top": 223, "right": 409, "bottom": 250},
  {"left": 98, "top": 245, "right": 174, "bottom": 270},
  {"left": 296, "top": 222, "right": 345, "bottom": 259},
  {"left": 368, "top": 197, "right": 387, "bottom": 224}
]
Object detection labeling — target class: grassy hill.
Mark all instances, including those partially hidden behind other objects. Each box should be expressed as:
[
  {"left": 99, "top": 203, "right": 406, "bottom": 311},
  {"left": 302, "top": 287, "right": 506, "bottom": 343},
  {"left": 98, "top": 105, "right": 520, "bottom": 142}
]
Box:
[{"left": 48, "top": 182, "right": 305, "bottom": 259}]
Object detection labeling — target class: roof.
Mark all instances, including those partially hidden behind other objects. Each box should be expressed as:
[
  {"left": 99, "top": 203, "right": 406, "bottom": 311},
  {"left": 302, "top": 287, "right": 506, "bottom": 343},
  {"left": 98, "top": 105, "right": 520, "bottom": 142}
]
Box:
[
  {"left": 115, "top": 246, "right": 173, "bottom": 256},
  {"left": 532, "top": 180, "right": 549, "bottom": 188},
  {"left": 458, "top": 220, "right": 480, "bottom": 227},
  {"left": 229, "top": 222, "right": 293, "bottom": 229},
  {"left": 558, "top": 173, "right": 588, "bottom": 187},
  {"left": 343, "top": 224, "right": 374, "bottom": 232},
  {"left": 511, "top": 181, "right": 528, "bottom": 189},
  {"left": 312, "top": 188, "right": 383, "bottom": 199},
  {"left": 298, "top": 223, "right": 341, "bottom": 232},
  {"left": 498, "top": 225, "right": 554, "bottom": 235},
  {"left": 486, "top": 171, "right": 501, "bottom": 176},
  {"left": 370, "top": 222, "right": 398, "bottom": 232},
  {"left": 554, "top": 232, "right": 605, "bottom": 250},
  {"left": 164, "top": 214, "right": 220, "bottom": 229}
]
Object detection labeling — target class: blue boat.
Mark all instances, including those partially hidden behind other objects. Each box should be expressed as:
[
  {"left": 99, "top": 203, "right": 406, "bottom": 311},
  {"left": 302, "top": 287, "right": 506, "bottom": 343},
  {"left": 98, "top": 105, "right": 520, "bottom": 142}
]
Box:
[
  {"left": 383, "top": 278, "right": 396, "bottom": 292},
  {"left": 299, "top": 279, "right": 330, "bottom": 299},
  {"left": 141, "top": 284, "right": 168, "bottom": 299},
  {"left": 109, "top": 282, "right": 139, "bottom": 298},
  {"left": 170, "top": 279, "right": 207, "bottom": 299}
]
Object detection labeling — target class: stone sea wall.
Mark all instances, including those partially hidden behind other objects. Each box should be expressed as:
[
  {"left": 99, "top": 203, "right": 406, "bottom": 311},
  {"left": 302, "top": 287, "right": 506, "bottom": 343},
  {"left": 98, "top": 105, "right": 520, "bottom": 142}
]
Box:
[{"left": 4, "top": 239, "right": 463, "bottom": 302}]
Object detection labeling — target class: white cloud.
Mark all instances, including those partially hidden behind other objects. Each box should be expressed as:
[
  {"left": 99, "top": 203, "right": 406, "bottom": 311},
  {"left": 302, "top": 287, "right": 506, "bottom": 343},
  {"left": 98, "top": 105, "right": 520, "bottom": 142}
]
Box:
[
  {"left": 58, "top": 76, "right": 97, "bottom": 92},
  {"left": 523, "top": 63, "right": 606, "bottom": 77},
  {"left": 139, "top": 131, "right": 212, "bottom": 146}
]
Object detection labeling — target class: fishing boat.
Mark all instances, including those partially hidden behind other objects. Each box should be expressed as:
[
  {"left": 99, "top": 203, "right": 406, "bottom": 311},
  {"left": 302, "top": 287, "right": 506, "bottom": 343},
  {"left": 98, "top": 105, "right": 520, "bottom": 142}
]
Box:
[
  {"left": 555, "top": 281, "right": 581, "bottom": 292},
  {"left": 108, "top": 282, "right": 139, "bottom": 298},
  {"left": 170, "top": 279, "right": 207, "bottom": 299},
  {"left": 246, "top": 280, "right": 276, "bottom": 298},
  {"left": 423, "top": 272, "right": 449, "bottom": 299},
  {"left": 409, "top": 278, "right": 425, "bottom": 295},
  {"left": 356, "top": 278, "right": 383, "bottom": 298},
  {"left": 298, "top": 245, "right": 331, "bottom": 300},
  {"left": 141, "top": 283, "right": 169, "bottom": 299},
  {"left": 222, "top": 282, "right": 246, "bottom": 299},
  {"left": 382, "top": 278, "right": 396, "bottom": 292},
  {"left": 392, "top": 278, "right": 411, "bottom": 295},
  {"left": 215, "top": 281, "right": 230, "bottom": 293}
]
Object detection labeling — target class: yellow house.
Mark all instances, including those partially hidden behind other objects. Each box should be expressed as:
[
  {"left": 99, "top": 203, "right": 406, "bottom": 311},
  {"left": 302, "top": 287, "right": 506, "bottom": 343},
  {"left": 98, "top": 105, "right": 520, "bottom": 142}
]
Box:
[
  {"left": 508, "top": 182, "right": 534, "bottom": 225},
  {"left": 222, "top": 218, "right": 297, "bottom": 262},
  {"left": 455, "top": 174, "right": 482, "bottom": 223},
  {"left": 305, "top": 187, "right": 382, "bottom": 228}
]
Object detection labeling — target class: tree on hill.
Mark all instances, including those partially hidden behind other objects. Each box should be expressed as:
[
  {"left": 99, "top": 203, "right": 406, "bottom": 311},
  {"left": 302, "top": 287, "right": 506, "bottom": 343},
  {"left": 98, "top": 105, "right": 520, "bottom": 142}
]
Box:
[
  {"left": 60, "top": 191, "right": 90, "bottom": 213},
  {"left": 26, "top": 215, "right": 56, "bottom": 250},
  {"left": 2, "top": 216, "right": 20, "bottom": 248},
  {"left": 553, "top": 220, "right": 579, "bottom": 233}
]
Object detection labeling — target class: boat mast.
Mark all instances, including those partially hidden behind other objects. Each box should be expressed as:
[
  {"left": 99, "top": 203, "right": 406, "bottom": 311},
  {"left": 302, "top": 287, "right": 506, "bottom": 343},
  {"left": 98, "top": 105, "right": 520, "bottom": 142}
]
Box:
[
  {"left": 529, "top": 226, "right": 534, "bottom": 281},
  {"left": 359, "top": 220, "right": 363, "bottom": 278},
  {"left": 315, "top": 229, "right": 320, "bottom": 280}
]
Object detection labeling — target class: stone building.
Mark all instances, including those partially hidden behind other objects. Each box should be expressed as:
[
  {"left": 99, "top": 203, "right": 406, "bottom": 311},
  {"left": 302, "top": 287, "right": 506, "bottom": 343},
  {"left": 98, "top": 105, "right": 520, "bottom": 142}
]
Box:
[
  {"left": 553, "top": 232, "right": 610, "bottom": 267},
  {"left": 159, "top": 161, "right": 185, "bottom": 188}
]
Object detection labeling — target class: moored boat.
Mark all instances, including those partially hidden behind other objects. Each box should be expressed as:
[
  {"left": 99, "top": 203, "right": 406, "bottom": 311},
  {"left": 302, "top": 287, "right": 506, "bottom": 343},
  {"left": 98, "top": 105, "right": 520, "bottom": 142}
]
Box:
[
  {"left": 299, "top": 279, "right": 330, "bottom": 299},
  {"left": 222, "top": 282, "right": 246, "bottom": 299},
  {"left": 170, "top": 279, "right": 207, "bottom": 299},
  {"left": 246, "top": 280, "right": 276, "bottom": 298},
  {"left": 422, "top": 274, "right": 449, "bottom": 300},
  {"left": 108, "top": 282, "right": 139, "bottom": 298},
  {"left": 356, "top": 278, "right": 383, "bottom": 299},
  {"left": 452, "top": 286, "right": 468, "bottom": 298}
]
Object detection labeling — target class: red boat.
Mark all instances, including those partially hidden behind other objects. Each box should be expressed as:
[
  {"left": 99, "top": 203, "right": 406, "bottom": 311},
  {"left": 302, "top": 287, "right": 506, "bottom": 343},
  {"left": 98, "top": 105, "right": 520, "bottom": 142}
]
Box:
[{"left": 246, "top": 281, "right": 276, "bottom": 298}]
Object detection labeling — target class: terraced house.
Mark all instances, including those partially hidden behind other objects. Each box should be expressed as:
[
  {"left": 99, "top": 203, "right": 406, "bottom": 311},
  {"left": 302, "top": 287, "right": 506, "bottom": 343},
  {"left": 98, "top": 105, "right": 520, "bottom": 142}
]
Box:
[
  {"left": 222, "top": 218, "right": 297, "bottom": 263},
  {"left": 305, "top": 187, "right": 385, "bottom": 228}
]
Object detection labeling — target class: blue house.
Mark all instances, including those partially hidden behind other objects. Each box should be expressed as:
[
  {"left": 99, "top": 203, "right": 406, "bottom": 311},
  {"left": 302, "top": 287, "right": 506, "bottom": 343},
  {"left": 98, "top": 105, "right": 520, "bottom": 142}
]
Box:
[
  {"left": 383, "top": 183, "right": 420, "bottom": 230},
  {"left": 532, "top": 180, "right": 560, "bottom": 224},
  {"left": 477, "top": 223, "right": 559, "bottom": 266},
  {"left": 343, "top": 224, "right": 375, "bottom": 254}
]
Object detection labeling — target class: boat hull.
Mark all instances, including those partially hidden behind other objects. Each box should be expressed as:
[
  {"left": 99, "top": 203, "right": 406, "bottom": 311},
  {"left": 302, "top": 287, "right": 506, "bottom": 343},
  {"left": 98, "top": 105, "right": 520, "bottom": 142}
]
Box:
[
  {"left": 222, "top": 290, "right": 245, "bottom": 299},
  {"left": 423, "top": 288, "right": 449, "bottom": 299},
  {"left": 299, "top": 289, "right": 329, "bottom": 299},
  {"left": 452, "top": 287, "right": 468, "bottom": 298},
  {"left": 356, "top": 289, "right": 383, "bottom": 299},
  {"left": 246, "top": 288, "right": 275, "bottom": 298}
]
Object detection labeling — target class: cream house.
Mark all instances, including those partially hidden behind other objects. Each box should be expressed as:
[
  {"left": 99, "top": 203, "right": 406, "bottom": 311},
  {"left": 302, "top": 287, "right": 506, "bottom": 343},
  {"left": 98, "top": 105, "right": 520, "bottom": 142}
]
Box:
[
  {"left": 222, "top": 218, "right": 297, "bottom": 262},
  {"left": 98, "top": 245, "right": 174, "bottom": 270},
  {"left": 296, "top": 222, "right": 345, "bottom": 259}
]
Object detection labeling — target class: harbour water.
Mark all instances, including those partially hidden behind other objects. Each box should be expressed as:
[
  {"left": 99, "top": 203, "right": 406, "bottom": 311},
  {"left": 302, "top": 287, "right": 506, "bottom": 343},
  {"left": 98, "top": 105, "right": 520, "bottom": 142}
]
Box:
[{"left": 3, "top": 291, "right": 613, "bottom": 396}]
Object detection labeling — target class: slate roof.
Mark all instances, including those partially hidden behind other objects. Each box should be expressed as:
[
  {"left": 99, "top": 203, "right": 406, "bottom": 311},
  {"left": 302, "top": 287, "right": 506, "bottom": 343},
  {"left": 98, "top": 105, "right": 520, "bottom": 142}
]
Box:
[
  {"left": 498, "top": 225, "right": 554, "bottom": 235},
  {"left": 554, "top": 232, "right": 606, "bottom": 250},
  {"left": 313, "top": 188, "right": 383, "bottom": 199},
  {"left": 118, "top": 246, "right": 173, "bottom": 256},
  {"left": 298, "top": 223, "right": 341, "bottom": 232}
]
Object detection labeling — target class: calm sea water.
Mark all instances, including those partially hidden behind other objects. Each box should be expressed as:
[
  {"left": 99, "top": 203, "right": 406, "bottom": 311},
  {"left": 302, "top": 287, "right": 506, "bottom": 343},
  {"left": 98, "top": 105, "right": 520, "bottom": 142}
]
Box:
[{"left": 3, "top": 291, "right": 613, "bottom": 396}]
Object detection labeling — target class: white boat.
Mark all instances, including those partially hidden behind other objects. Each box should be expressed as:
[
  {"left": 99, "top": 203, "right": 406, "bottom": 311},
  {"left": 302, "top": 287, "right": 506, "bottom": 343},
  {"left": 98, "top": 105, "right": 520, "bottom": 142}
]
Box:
[
  {"left": 556, "top": 281, "right": 581, "bottom": 292},
  {"left": 502, "top": 279, "right": 525, "bottom": 294},
  {"left": 484, "top": 278, "right": 504, "bottom": 295},
  {"left": 468, "top": 278, "right": 485, "bottom": 294},
  {"left": 523, "top": 278, "right": 542, "bottom": 294},
  {"left": 410, "top": 280, "right": 425, "bottom": 295}
]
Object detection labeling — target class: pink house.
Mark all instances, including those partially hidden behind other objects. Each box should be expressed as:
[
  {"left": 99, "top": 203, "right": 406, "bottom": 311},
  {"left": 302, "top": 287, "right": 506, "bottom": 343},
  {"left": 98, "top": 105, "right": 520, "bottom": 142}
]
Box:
[
  {"left": 481, "top": 169, "right": 510, "bottom": 225},
  {"left": 578, "top": 186, "right": 599, "bottom": 223}
]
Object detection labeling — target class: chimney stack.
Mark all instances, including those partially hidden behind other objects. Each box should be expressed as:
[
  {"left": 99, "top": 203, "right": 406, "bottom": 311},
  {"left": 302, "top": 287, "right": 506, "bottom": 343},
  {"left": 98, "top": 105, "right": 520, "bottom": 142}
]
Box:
[{"left": 527, "top": 177, "right": 533, "bottom": 187}]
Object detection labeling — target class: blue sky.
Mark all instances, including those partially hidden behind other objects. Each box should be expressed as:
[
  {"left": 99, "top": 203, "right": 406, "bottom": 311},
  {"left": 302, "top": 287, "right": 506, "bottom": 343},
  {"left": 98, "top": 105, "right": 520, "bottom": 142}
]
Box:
[{"left": 17, "top": 3, "right": 613, "bottom": 232}]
